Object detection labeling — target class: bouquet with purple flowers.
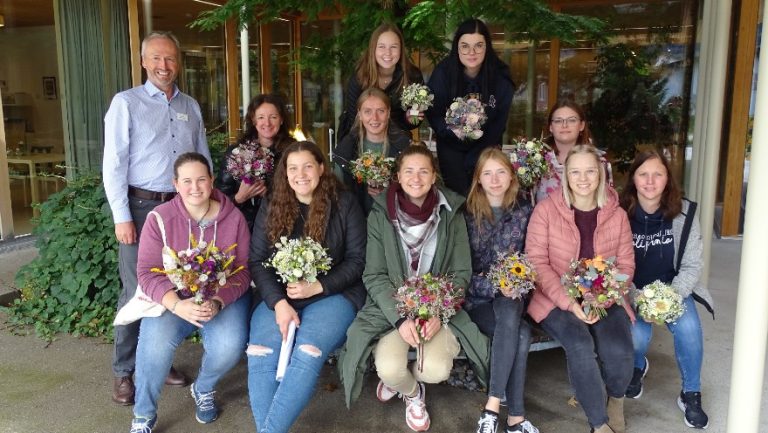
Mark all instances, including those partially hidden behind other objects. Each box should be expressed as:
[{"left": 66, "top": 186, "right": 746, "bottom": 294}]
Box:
[
  {"left": 152, "top": 235, "right": 245, "bottom": 304},
  {"left": 394, "top": 273, "right": 464, "bottom": 371},
  {"left": 225, "top": 141, "right": 275, "bottom": 185},
  {"left": 445, "top": 94, "right": 487, "bottom": 141},
  {"left": 508, "top": 137, "right": 551, "bottom": 190}
]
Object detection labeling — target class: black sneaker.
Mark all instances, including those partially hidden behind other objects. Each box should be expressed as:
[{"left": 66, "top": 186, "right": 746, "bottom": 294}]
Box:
[
  {"left": 475, "top": 410, "right": 498, "bottom": 433},
  {"left": 677, "top": 391, "right": 709, "bottom": 429},
  {"left": 625, "top": 357, "right": 649, "bottom": 399}
]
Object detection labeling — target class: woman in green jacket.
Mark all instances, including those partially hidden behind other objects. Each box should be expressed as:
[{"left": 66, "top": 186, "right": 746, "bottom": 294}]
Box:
[{"left": 339, "top": 145, "right": 489, "bottom": 432}]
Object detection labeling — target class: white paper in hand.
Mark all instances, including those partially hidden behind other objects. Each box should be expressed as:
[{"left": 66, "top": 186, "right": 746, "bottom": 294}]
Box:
[{"left": 275, "top": 321, "right": 297, "bottom": 382}]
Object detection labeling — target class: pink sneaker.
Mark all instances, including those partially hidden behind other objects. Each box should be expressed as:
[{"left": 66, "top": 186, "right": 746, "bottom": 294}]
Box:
[
  {"left": 404, "top": 382, "right": 430, "bottom": 432},
  {"left": 376, "top": 380, "right": 399, "bottom": 402}
]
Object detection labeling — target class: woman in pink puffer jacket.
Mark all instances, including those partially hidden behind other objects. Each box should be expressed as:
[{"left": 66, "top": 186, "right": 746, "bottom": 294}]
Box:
[{"left": 525, "top": 145, "right": 634, "bottom": 433}]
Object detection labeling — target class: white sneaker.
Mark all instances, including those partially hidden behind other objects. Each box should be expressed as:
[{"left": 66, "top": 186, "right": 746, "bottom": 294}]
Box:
[
  {"left": 376, "top": 380, "right": 399, "bottom": 402},
  {"left": 404, "top": 382, "right": 430, "bottom": 432}
]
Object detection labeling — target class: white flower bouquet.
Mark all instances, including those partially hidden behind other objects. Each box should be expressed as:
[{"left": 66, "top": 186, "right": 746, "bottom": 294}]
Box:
[
  {"left": 264, "top": 236, "right": 332, "bottom": 283},
  {"left": 445, "top": 95, "right": 487, "bottom": 141},
  {"left": 508, "top": 137, "right": 551, "bottom": 190},
  {"left": 400, "top": 83, "right": 434, "bottom": 124},
  {"left": 634, "top": 280, "right": 686, "bottom": 325}
]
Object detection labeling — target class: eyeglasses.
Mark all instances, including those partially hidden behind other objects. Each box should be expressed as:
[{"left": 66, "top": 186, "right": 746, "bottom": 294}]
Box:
[
  {"left": 551, "top": 116, "right": 580, "bottom": 127},
  {"left": 567, "top": 168, "right": 600, "bottom": 179},
  {"left": 459, "top": 42, "right": 486, "bottom": 55}
]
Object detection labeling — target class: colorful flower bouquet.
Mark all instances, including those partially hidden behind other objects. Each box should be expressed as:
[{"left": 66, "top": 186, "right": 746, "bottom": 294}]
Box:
[
  {"left": 487, "top": 251, "right": 537, "bottom": 299},
  {"left": 445, "top": 95, "right": 487, "bottom": 141},
  {"left": 508, "top": 137, "right": 551, "bottom": 190},
  {"left": 401, "top": 83, "right": 434, "bottom": 124},
  {"left": 226, "top": 141, "right": 275, "bottom": 185},
  {"left": 561, "top": 256, "right": 630, "bottom": 318},
  {"left": 394, "top": 273, "right": 464, "bottom": 371},
  {"left": 350, "top": 150, "right": 396, "bottom": 188},
  {"left": 264, "top": 236, "right": 332, "bottom": 283},
  {"left": 634, "top": 280, "right": 686, "bottom": 325},
  {"left": 151, "top": 236, "right": 244, "bottom": 304}
]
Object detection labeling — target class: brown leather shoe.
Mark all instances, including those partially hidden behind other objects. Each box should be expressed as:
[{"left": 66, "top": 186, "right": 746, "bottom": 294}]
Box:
[
  {"left": 112, "top": 376, "right": 135, "bottom": 405},
  {"left": 164, "top": 366, "right": 189, "bottom": 387}
]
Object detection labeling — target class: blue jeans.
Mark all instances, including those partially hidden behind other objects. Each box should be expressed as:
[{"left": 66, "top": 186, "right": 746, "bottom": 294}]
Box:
[
  {"left": 632, "top": 295, "right": 703, "bottom": 392},
  {"left": 248, "top": 295, "right": 356, "bottom": 433},
  {"left": 467, "top": 297, "right": 531, "bottom": 416},
  {"left": 541, "top": 304, "right": 633, "bottom": 428},
  {"left": 133, "top": 293, "right": 251, "bottom": 419}
]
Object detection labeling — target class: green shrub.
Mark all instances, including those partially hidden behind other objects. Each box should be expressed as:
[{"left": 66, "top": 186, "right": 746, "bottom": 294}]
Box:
[{"left": 2, "top": 173, "right": 120, "bottom": 342}]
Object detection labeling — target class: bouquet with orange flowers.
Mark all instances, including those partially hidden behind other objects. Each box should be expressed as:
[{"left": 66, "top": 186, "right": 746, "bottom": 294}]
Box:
[
  {"left": 394, "top": 273, "right": 464, "bottom": 371},
  {"left": 487, "top": 251, "right": 537, "bottom": 299},
  {"left": 561, "top": 256, "right": 629, "bottom": 318},
  {"left": 152, "top": 235, "right": 245, "bottom": 304},
  {"left": 350, "top": 150, "right": 395, "bottom": 188}
]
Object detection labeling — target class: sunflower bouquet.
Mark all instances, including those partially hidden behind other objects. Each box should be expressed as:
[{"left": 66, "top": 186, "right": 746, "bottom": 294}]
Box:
[
  {"left": 151, "top": 235, "right": 244, "bottom": 304},
  {"left": 225, "top": 140, "right": 275, "bottom": 184},
  {"left": 445, "top": 94, "right": 487, "bottom": 141},
  {"left": 264, "top": 236, "right": 332, "bottom": 284},
  {"left": 400, "top": 83, "right": 434, "bottom": 124},
  {"left": 486, "top": 251, "right": 537, "bottom": 299},
  {"left": 508, "top": 137, "right": 551, "bottom": 190},
  {"left": 350, "top": 150, "right": 396, "bottom": 188},
  {"left": 394, "top": 273, "right": 464, "bottom": 371},
  {"left": 634, "top": 280, "right": 686, "bottom": 325},
  {"left": 561, "top": 256, "right": 630, "bottom": 318}
]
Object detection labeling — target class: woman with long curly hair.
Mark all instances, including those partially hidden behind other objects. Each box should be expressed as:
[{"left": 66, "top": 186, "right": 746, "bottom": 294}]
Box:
[
  {"left": 337, "top": 23, "right": 423, "bottom": 142},
  {"left": 217, "top": 94, "right": 294, "bottom": 230},
  {"left": 246, "top": 141, "right": 366, "bottom": 433}
]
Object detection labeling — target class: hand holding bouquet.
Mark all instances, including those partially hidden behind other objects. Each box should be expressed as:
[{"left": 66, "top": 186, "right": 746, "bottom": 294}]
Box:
[
  {"left": 508, "top": 137, "right": 551, "bottom": 190},
  {"left": 401, "top": 83, "right": 434, "bottom": 124},
  {"left": 152, "top": 235, "right": 244, "bottom": 304},
  {"left": 487, "top": 251, "right": 537, "bottom": 299},
  {"left": 634, "top": 280, "right": 686, "bottom": 325},
  {"left": 445, "top": 95, "right": 487, "bottom": 141},
  {"left": 394, "top": 273, "right": 464, "bottom": 371},
  {"left": 226, "top": 141, "right": 275, "bottom": 185},
  {"left": 350, "top": 150, "right": 395, "bottom": 188},
  {"left": 561, "top": 256, "right": 629, "bottom": 318},
  {"left": 264, "top": 236, "right": 332, "bottom": 284}
]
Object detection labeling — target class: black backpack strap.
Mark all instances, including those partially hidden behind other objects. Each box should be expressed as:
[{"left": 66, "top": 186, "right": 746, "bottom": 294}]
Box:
[
  {"left": 676, "top": 199, "right": 697, "bottom": 272},
  {"left": 677, "top": 199, "right": 714, "bottom": 319}
]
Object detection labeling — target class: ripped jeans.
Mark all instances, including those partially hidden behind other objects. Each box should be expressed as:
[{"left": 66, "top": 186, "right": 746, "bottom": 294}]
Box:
[{"left": 247, "top": 295, "right": 356, "bottom": 433}]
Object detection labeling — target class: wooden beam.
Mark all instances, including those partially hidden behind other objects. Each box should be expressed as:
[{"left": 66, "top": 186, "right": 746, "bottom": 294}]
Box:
[
  {"left": 0, "top": 89, "right": 15, "bottom": 239},
  {"left": 548, "top": 3, "right": 561, "bottom": 112},
  {"left": 721, "top": 0, "right": 758, "bottom": 236},
  {"left": 127, "top": 0, "right": 141, "bottom": 86},
  {"left": 259, "top": 23, "right": 272, "bottom": 94},
  {"left": 224, "top": 18, "right": 240, "bottom": 143},
  {"left": 292, "top": 19, "right": 304, "bottom": 134}
]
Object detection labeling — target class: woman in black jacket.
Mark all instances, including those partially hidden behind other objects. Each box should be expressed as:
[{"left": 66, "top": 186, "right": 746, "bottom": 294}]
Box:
[
  {"left": 216, "top": 94, "right": 294, "bottom": 230},
  {"left": 333, "top": 88, "right": 412, "bottom": 214},
  {"left": 337, "top": 23, "right": 423, "bottom": 142},
  {"left": 425, "top": 18, "right": 514, "bottom": 196},
  {"left": 246, "top": 141, "right": 366, "bottom": 433}
]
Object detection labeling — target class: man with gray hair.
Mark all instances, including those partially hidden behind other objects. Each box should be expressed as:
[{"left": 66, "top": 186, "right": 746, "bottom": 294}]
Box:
[{"left": 103, "top": 31, "right": 211, "bottom": 406}]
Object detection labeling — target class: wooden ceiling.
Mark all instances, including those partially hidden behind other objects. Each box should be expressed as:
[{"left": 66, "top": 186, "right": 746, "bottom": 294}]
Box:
[
  {"left": 0, "top": 0, "right": 54, "bottom": 27},
  {"left": 0, "top": 0, "right": 219, "bottom": 30}
]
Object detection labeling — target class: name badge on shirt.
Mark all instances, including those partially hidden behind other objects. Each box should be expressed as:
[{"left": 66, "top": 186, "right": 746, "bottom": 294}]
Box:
[{"left": 176, "top": 113, "right": 189, "bottom": 122}]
